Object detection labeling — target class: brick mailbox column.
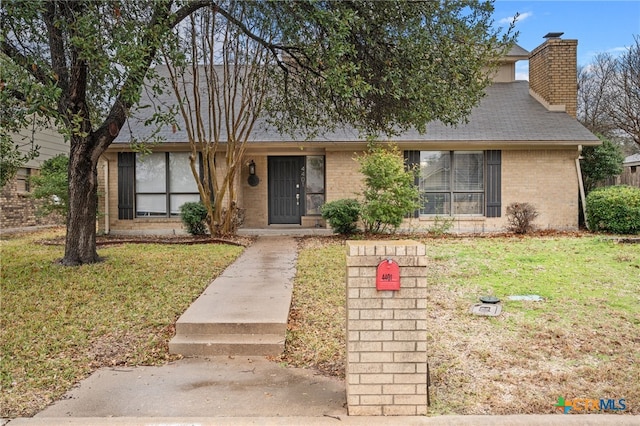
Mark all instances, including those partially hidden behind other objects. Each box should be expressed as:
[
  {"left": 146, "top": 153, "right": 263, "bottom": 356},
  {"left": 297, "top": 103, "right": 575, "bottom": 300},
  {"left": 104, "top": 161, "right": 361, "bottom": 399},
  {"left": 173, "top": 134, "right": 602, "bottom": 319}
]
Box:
[{"left": 345, "top": 240, "right": 428, "bottom": 416}]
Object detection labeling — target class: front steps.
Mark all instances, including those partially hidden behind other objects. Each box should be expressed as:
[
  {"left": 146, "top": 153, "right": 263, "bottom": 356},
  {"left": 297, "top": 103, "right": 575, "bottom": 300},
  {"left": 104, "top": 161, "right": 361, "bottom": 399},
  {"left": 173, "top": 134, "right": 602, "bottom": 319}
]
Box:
[
  {"left": 169, "top": 322, "right": 287, "bottom": 356},
  {"left": 169, "top": 333, "right": 285, "bottom": 357}
]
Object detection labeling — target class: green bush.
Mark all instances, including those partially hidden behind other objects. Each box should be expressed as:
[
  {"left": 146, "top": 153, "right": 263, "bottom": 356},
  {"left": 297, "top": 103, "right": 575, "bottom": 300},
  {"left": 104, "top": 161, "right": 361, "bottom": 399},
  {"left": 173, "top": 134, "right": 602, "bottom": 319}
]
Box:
[
  {"left": 321, "top": 199, "right": 361, "bottom": 234},
  {"left": 580, "top": 137, "right": 623, "bottom": 193},
  {"left": 30, "top": 154, "right": 69, "bottom": 217},
  {"left": 357, "top": 145, "right": 420, "bottom": 233},
  {"left": 586, "top": 185, "right": 640, "bottom": 234},
  {"left": 179, "top": 201, "right": 208, "bottom": 235}
]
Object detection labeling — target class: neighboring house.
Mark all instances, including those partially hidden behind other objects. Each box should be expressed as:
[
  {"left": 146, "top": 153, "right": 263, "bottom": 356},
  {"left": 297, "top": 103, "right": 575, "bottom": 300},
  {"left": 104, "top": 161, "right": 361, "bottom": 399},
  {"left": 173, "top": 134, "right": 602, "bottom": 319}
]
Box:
[
  {"left": 0, "top": 125, "right": 67, "bottom": 229},
  {"left": 602, "top": 154, "right": 640, "bottom": 188},
  {"left": 98, "top": 35, "right": 600, "bottom": 235}
]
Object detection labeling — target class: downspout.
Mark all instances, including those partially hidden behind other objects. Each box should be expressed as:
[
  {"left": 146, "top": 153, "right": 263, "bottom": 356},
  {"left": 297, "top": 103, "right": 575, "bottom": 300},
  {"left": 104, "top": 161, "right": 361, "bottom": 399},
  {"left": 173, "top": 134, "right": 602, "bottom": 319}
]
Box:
[
  {"left": 575, "top": 145, "right": 588, "bottom": 229},
  {"left": 103, "top": 160, "right": 110, "bottom": 235}
]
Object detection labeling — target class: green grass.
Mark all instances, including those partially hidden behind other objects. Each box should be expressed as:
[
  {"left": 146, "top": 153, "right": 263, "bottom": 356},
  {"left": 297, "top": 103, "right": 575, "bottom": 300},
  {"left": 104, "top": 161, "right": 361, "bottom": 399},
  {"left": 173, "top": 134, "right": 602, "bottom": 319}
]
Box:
[
  {"left": 0, "top": 229, "right": 243, "bottom": 417},
  {"left": 427, "top": 236, "right": 640, "bottom": 317},
  {"left": 279, "top": 239, "right": 346, "bottom": 376},
  {"left": 283, "top": 234, "right": 640, "bottom": 415}
]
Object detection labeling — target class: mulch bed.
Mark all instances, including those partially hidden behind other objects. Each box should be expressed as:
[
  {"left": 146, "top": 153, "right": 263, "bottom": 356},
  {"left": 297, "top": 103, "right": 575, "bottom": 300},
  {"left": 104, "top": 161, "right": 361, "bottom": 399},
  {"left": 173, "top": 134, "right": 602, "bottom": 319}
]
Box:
[{"left": 38, "top": 233, "right": 255, "bottom": 247}]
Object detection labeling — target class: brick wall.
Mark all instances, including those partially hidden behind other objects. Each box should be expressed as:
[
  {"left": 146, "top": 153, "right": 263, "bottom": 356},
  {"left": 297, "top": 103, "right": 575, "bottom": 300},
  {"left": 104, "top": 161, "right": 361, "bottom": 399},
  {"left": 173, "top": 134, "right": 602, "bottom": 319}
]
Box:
[
  {"left": 1, "top": 174, "right": 64, "bottom": 229},
  {"left": 325, "top": 150, "right": 365, "bottom": 202},
  {"left": 529, "top": 38, "right": 578, "bottom": 118},
  {"left": 502, "top": 149, "right": 579, "bottom": 230},
  {"left": 346, "top": 240, "right": 428, "bottom": 416},
  {"left": 241, "top": 155, "right": 268, "bottom": 227}
]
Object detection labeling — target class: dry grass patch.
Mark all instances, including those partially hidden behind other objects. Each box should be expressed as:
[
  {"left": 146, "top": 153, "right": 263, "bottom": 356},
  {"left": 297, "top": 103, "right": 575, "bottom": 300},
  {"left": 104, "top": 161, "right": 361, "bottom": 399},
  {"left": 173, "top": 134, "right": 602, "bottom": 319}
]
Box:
[
  {"left": 1, "top": 228, "right": 244, "bottom": 417},
  {"left": 282, "top": 235, "right": 639, "bottom": 415}
]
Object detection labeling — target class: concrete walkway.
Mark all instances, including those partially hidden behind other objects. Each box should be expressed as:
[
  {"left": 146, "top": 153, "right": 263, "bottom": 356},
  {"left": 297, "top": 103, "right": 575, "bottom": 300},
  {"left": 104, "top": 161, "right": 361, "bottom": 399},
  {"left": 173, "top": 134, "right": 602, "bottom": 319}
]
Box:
[
  {"left": 169, "top": 236, "right": 298, "bottom": 356},
  {"left": 6, "top": 235, "right": 638, "bottom": 425}
]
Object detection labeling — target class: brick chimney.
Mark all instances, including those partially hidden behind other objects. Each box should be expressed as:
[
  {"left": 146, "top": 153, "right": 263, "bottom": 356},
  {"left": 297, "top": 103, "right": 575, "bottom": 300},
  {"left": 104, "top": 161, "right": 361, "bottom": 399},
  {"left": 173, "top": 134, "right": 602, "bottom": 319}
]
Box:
[{"left": 528, "top": 34, "right": 578, "bottom": 118}]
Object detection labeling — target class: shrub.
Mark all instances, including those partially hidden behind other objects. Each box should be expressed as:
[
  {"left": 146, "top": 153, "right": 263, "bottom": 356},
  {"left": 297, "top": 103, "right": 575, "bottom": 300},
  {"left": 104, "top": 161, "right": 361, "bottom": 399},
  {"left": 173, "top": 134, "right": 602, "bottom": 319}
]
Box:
[
  {"left": 580, "top": 137, "right": 624, "bottom": 193},
  {"left": 321, "top": 199, "right": 361, "bottom": 234},
  {"left": 427, "top": 216, "right": 454, "bottom": 236},
  {"left": 30, "top": 154, "right": 69, "bottom": 217},
  {"left": 506, "top": 202, "right": 539, "bottom": 234},
  {"left": 357, "top": 144, "right": 420, "bottom": 233},
  {"left": 179, "top": 201, "right": 208, "bottom": 235},
  {"left": 586, "top": 185, "right": 640, "bottom": 234}
]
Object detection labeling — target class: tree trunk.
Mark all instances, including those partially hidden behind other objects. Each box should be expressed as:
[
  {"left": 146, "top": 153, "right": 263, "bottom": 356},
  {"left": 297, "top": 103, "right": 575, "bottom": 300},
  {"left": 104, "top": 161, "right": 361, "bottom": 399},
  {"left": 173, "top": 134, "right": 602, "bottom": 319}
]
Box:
[{"left": 60, "top": 135, "right": 100, "bottom": 266}]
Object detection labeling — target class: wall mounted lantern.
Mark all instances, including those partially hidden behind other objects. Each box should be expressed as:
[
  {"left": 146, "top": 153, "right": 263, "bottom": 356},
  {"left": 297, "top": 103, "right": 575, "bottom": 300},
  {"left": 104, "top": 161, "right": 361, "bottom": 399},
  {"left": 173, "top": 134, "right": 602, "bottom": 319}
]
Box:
[{"left": 248, "top": 160, "right": 259, "bottom": 186}]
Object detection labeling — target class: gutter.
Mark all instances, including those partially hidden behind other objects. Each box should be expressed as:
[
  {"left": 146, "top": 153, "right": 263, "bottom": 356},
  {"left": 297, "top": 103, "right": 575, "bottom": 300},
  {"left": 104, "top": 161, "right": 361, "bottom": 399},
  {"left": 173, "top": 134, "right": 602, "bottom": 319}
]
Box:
[
  {"left": 103, "top": 160, "right": 110, "bottom": 235},
  {"left": 576, "top": 145, "right": 588, "bottom": 229}
]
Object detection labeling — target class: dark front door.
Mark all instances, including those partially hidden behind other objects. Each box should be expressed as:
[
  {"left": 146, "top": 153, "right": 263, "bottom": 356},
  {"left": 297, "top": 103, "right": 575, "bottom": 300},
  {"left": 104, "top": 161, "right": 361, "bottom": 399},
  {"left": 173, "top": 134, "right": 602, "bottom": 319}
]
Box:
[{"left": 268, "top": 156, "right": 304, "bottom": 224}]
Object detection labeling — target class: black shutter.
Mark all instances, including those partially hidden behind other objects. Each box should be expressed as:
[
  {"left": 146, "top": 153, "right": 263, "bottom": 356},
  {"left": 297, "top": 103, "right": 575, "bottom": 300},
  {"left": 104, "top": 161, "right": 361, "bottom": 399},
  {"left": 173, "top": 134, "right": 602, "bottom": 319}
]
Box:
[
  {"left": 485, "top": 150, "right": 501, "bottom": 217},
  {"left": 118, "top": 152, "right": 135, "bottom": 220},
  {"left": 404, "top": 150, "right": 421, "bottom": 218}
]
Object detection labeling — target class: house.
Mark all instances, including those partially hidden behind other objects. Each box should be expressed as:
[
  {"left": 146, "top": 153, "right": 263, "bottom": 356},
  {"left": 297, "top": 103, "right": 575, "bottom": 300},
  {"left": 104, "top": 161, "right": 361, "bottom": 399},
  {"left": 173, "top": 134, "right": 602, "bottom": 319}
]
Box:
[
  {"left": 0, "top": 125, "right": 67, "bottom": 229},
  {"left": 98, "top": 35, "right": 600, "bottom": 235},
  {"left": 603, "top": 154, "right": 640, "bottom": 188}
]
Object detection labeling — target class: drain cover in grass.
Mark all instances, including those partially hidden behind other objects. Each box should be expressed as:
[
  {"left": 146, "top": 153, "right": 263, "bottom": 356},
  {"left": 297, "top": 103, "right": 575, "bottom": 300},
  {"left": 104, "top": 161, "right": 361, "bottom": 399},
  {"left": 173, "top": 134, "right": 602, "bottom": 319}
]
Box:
[
  {"left": 470, "top": 303, "right": 502, "bottom": 316},
  {"left": 506, "top": 295, "right": 544, "bottom": 301},
  {"left": 479, "top": 295, "right": 500, "bottom": 304}
]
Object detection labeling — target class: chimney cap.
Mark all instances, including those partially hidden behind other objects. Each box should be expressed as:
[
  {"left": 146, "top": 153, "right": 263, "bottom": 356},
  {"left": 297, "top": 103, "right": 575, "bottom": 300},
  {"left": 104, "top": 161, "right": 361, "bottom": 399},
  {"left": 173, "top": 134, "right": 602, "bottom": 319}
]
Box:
[{"left": 543, "top": 32, "right": 564, "bottom": 39}]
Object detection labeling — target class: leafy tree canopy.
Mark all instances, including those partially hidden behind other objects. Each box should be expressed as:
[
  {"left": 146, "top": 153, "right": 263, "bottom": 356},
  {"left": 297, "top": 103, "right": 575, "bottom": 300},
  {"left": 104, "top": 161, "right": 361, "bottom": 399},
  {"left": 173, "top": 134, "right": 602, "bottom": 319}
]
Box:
[
  {"left": 255, "top": 0, "right": 516, "bottom": 136},
  {"left": 581, "top": 135, "right": 624, "bottom": 193}
]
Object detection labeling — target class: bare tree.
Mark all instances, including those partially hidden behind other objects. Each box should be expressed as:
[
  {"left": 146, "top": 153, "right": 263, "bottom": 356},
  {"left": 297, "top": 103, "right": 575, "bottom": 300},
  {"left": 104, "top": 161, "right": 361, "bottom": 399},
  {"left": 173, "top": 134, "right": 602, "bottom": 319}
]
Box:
[
  {"left": 578, "top": 35, "right": 640, "bottom": 149},
  {"left": 577, "top": 53, "right": 617, "bottom": 136},
  {"left": 609, "top": 35, "right": 640, "bottom": 147},
  {"left": 162, "top": 5, "right": 271, "bottom": 236}
]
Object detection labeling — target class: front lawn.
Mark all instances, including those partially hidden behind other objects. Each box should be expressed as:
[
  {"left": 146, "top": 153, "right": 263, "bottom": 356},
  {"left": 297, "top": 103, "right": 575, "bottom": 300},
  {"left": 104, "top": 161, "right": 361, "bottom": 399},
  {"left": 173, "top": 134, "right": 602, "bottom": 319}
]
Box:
[
  {"left": 0, "top": 229, "right": 244, "bottom": 417},
  {"left": 283, "top": 234, "right": 640, "bottom": 415}
]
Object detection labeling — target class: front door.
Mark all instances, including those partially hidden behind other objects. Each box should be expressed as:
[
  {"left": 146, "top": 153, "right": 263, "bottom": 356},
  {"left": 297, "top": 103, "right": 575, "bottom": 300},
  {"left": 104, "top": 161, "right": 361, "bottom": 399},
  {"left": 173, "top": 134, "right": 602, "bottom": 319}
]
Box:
[{"left": 268, "top": 156, "right": 305, "bottom": 224}]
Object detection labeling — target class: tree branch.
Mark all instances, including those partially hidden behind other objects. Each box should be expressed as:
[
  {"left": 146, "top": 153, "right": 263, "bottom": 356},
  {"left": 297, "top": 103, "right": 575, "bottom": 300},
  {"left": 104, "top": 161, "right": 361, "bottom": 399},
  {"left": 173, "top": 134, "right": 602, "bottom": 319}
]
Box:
[
  {"left": 92, "top": 0, "right": 212, "bottom": 158},
  {"left": 0, "top": 40, "right": 56, "bottom": 87}
]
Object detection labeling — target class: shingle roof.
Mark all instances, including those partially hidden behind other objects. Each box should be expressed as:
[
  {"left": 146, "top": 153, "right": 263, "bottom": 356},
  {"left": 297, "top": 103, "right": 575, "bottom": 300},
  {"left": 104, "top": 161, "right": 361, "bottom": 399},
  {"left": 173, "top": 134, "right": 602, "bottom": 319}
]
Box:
[
  {"left": 506, "top": 43, "right": 530, "bottom": 59},
  {"left": 114, "top": 78, "right": 599, "bottom": 146},
  {"left": 624, "top": 154, "right": 640, "bottom": 166}
]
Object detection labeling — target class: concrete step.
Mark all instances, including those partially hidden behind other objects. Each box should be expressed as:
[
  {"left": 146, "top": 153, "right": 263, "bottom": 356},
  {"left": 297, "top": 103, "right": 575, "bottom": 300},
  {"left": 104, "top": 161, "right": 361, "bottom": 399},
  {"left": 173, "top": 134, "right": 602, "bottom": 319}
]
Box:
[
  {"left": 169, "top": 333, "right": 285, "bottom": 357},
  {"left": 175, "top": 321, "right": 286, "bottom": 336}
]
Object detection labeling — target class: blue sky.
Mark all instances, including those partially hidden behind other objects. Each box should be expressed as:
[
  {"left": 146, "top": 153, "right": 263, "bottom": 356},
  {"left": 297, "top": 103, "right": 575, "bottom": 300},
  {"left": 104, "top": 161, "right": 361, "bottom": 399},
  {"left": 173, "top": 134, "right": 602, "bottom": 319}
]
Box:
[{"left": 492, "top": 1, "right": 640, "bottom": 79}]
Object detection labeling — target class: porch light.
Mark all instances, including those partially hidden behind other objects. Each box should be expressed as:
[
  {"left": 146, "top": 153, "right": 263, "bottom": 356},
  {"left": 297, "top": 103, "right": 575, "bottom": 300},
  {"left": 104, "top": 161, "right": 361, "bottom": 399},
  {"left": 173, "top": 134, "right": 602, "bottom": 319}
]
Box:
[{"left": 248, "top": 160, "right": 259, "bottom": 187}]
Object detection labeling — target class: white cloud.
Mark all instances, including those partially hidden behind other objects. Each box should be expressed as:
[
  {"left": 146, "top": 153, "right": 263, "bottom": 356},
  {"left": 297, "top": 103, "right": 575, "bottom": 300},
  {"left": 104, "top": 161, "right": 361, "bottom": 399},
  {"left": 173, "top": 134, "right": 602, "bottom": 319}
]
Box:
[
  {"left": 499, "top": 12, "right": 533, "bottom": 25},
  {"left": 608, "top": 46, "right": 629, "bottom": 55}
]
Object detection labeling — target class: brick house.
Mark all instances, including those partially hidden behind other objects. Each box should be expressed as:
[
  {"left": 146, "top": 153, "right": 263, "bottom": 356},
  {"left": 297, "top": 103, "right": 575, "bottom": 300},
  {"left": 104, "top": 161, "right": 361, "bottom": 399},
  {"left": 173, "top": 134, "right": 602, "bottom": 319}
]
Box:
[
  {"left": 0, "top": 126, "right": 67, "bottom": 229},
  {"left": 98, "top": 35, "right": 599, "bottom": 235}
]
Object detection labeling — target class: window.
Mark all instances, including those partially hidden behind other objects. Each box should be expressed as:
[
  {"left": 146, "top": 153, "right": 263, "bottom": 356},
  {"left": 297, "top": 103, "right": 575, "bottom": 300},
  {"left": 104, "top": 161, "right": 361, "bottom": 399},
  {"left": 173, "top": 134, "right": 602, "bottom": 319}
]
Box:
[
  {"left": 419, "top": 151, "right": 484, "bottom": 216},
  {"left": 135, "top": 152, "right": 200, "bottom": 217},
  {"left": 304, "top": 156, "right": 325, "bottom": 215},
  {"left": 16, "top": 168, "right": 31, "bottom": 193}
]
